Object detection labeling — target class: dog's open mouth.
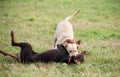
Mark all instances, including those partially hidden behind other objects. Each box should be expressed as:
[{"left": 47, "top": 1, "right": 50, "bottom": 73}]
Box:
[{"left": 74, "top": 59, "right": 80, "bottom": 64}]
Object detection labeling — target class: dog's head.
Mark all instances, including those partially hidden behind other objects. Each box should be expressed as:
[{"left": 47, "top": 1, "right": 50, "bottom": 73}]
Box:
[
  {"left": 73, "top": 51, "right": 86, "bottom": 64},
  {"left": 63, "top": 39, "right": 80, "bottom": 57}
]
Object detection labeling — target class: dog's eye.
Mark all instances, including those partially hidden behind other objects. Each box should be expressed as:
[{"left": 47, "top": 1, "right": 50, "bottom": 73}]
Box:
[{"left": 70, "top": 51, "right": 72, "bottom": 52}]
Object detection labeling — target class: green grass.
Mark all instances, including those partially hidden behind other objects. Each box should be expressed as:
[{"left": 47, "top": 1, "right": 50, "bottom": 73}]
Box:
[{"left": 0, "top": 0, "right": 120, "bottom": 77}]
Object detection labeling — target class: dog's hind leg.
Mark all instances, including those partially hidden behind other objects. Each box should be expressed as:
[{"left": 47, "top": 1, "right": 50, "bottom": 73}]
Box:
[
  {"left": 10, "top": 31, "right": 29, "bottom": 48},
  {"left": 11, "top": 31, "right": 20, "bottom": 47},
  {"left": 0, "top": 50, "right": 20, "bottom": 61},
  {"left": 10, "top": 31, "right": 33, "bottom": 50}
]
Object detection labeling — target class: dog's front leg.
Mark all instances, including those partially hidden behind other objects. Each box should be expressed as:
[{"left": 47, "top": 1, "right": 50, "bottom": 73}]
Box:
[{"left": 0, "top": 50, "right": 20, "bottom": 61}]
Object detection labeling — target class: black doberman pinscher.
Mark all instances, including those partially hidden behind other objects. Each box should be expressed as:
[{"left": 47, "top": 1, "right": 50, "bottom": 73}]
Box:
[{"left": 0, "top": 31, "right": 86, "bottom": 64}]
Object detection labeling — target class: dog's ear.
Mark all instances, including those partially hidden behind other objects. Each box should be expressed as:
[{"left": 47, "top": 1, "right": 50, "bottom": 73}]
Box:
[
  {"left": 63, "top": 42, "right": 68, "bottom": 48},
  {"left": 57, "top": 44, "right": 63, "bottom": 49},
  {"left": 80, "top": 51, "right": 86, "bottom": 55},
  {"left": 65, "top": 39, "right": 75, "bottom": 43},
  {"left": 76, "top": 40, "right": 81, "bottom": 45}
]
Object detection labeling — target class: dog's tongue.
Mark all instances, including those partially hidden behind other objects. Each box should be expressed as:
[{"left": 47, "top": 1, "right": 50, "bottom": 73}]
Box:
[{"left": 68, "top": 57, "right": 71, "bottom": 64}]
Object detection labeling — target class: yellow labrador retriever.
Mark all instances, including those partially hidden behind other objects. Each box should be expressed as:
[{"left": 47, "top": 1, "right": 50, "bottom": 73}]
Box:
[{"left": 54, "top": 10, "right": 80, "bottom": 57}]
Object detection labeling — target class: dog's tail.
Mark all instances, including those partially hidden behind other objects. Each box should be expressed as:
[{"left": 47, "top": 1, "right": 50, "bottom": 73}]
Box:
[{"left": 65, "top": 10, "right": 80, "bottom": 21}]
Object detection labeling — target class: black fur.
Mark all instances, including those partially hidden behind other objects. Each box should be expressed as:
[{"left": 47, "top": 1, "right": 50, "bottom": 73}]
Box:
[{"left": 18, "top": 43, "right": 69, "bottom": 63}]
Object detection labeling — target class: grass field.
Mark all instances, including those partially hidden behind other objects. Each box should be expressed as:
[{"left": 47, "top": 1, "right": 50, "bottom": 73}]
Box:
[{"left": 0, "top": 0, "right": 120, "bottom": 77}]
